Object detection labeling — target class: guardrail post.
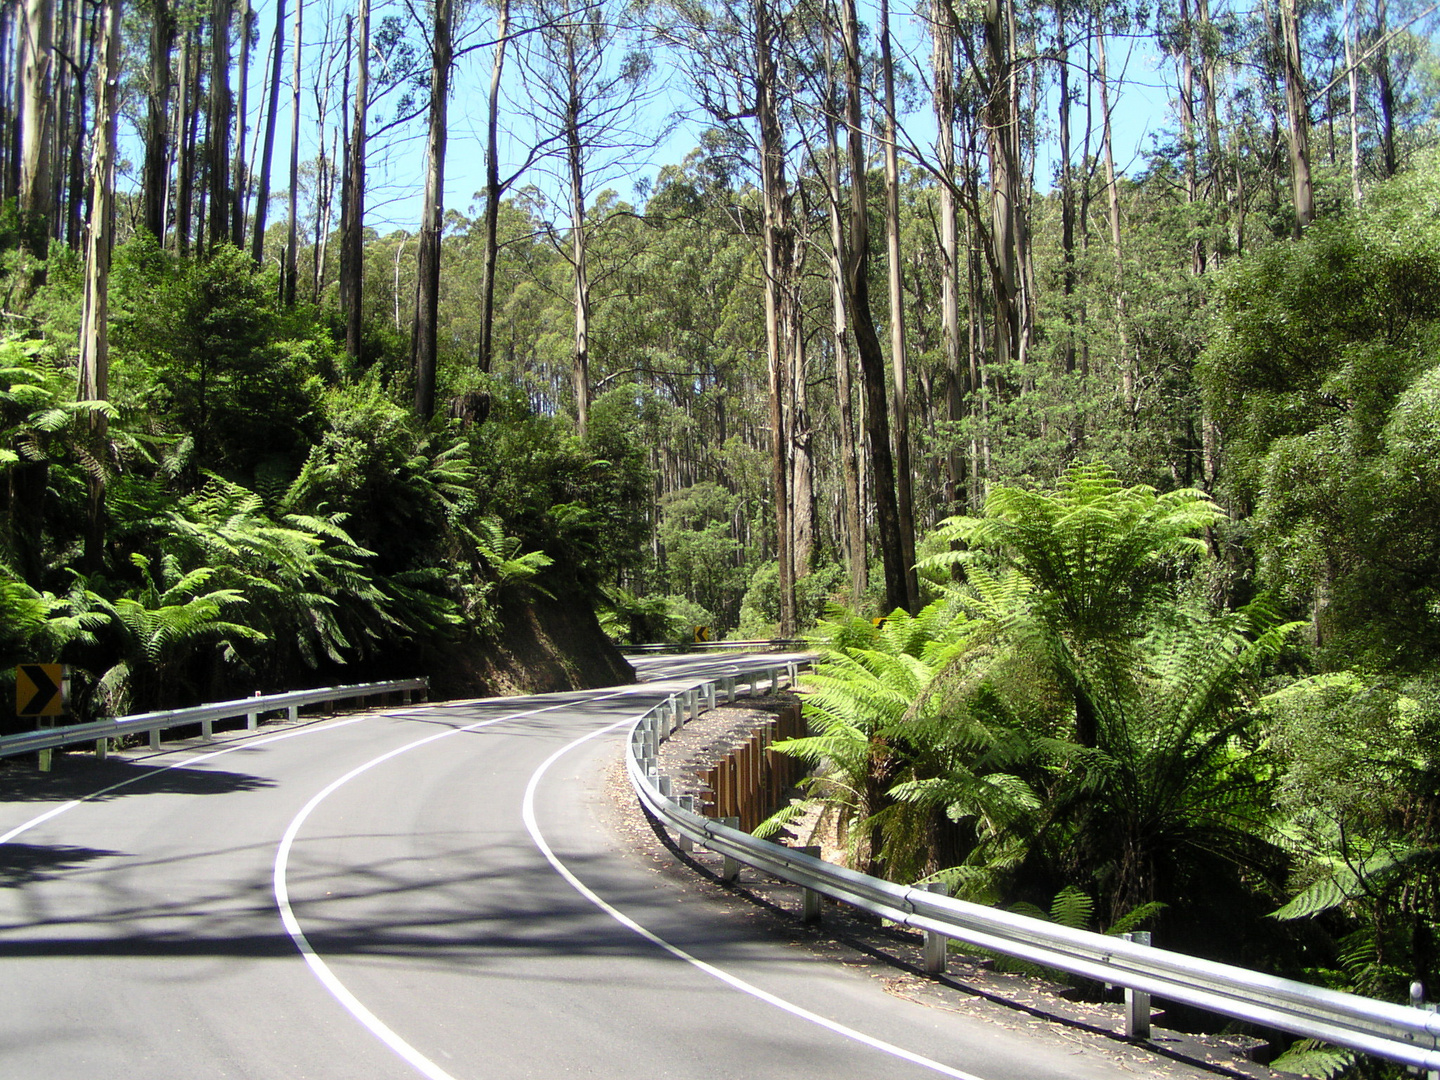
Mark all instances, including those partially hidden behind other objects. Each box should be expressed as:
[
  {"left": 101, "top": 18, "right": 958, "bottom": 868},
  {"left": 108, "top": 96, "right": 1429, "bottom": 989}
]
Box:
[
  {"left": 201, "top": 716, "right": 213, "bottom": 741},
  {"left": 657, "top": 775, "right": 672, "bottom": 797},
  {"left": 923, "top": 881, "right": 952, "bottom": 973},
  {"left": 287, "top": 704, "right": 298, "bottom": 722},
  {"left": 668, "top": 696, "right": 682, "bottom": 733},
  {"left": 94, "top": 737, "right": 107, "bottom": 760},
  {"left": 705, "top": 682, "right": 716, "bottom": 711},
  {"left": 149, "top": 729, "right": 161, "bottom": 751},
  {"left": 720, "top": 817, "right": 741, "bottom": 882},
  {"left": 723, "top": 676, "right": 736, "bottom": 704},
  {"left": 1410, "top": 983, "right": 1439, "bottom": 1080},
  {"left": 247, "top": 691, "right": 261, "bottom": 730},
  {"left": 799, "top": 846, "right": 823, "bottom": 923},
  {"left": 646, "top": 715, "right": 660, "bottom": 760},
  {"left": 689, "top": 688, "right": 700, "bottom": 723},
  {"left": 1123, "top": 932, "right": 1152, "bottom": 1039},
  {"left": 677, "top": 796, "right": 696, "bottom": 852}
]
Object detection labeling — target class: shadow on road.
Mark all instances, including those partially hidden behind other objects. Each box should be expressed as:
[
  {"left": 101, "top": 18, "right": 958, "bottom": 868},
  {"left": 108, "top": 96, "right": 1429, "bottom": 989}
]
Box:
[{"left": 0, "top": 761, "right": 275, "bottom": 805}]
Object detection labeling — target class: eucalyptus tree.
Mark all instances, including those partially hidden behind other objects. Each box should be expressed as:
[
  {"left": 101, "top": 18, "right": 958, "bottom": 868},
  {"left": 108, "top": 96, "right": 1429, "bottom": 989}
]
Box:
[
  {"left": 17, "top": 0, "right": 54, "bottom": 254},
  {"left": 660, "top": 0, "right": 803, "bottom": 634},
  {"left": 251, "top": 0, "right": 288, "bottom": 263},
  {"left": 341, "top": 0, "right": 370, "bottom": 358},
  {"left": 77, "top": 0, "right": 121, "bottom": 571},
  {"left": 512, "top": 0, "right": 662, "bottom": 436},
  {"left": 208, "top": 0, "right": 235, "bottom": 250},
  {"left": 838, "top": 0, "right": 908, "bottom": 616},
  {"left": 411, "top": 0, "right": 454, "bottom": 418}
]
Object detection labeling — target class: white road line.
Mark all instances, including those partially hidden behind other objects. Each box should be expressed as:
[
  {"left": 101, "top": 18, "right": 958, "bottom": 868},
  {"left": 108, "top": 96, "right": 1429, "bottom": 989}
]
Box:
[
  {"left": 0, "top": 715, "right": 371, "bottom": 846},
  {"left": 522, "top": 720, "right": 990, "bottom": 1080},
  {"left": 270, "top": 688, "right": 647, "bottom": 1080}
]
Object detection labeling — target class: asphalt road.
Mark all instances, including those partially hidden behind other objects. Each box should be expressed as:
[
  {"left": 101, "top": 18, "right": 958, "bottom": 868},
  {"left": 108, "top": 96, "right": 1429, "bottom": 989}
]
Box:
[{"left": 0, "top": 654, "right": 1198, "bottom": 1079}]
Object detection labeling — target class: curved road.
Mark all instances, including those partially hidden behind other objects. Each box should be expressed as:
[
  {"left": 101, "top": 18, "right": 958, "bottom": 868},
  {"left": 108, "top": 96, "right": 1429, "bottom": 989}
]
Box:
[{"left": 0, "top": 655, "right": 1197, "bottom": 1079}]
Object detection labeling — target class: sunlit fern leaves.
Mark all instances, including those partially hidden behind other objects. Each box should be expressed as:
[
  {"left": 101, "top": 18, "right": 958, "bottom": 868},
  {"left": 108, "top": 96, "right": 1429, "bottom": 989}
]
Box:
[
  {"left": 85, "top": 553, "right": 265, "bottom": 715},
  {"left": 1267, "top": 1040, "right": 1354, "bottom": 1079},
  {"left": 928, "top": 463, "right": 1222, "bottom": 641}
]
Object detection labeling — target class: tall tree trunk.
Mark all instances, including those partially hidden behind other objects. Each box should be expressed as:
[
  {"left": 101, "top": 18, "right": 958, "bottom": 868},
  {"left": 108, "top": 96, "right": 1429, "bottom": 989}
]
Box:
[
  {"left": 412, "top": 0, "right": 452, "bottom": 420},
  {"left": 0, "top": 3, "right": 13, "bottom": 202},
  {"left": 1177, "top": 0, "right": 1203, "bottom": 274},
  {"left": 78, "top": 0, "right": 120, "bottom": 572},
  {"left": 755, "top": 0, "right": 794, "bottom": 635},
  {"left": 342, "top": 0, "right": 369, "bottom": 360},
  {"left": 1373, "top": 0, "right": 1396, "bottom": 178},
  {"left": 1098, "top": 24, "right": 1132, "bottom": 417},
  {"left": 476, "top": 0, "right": 508, "bottom": 374},
  {"left": 284, "top": 0, "right": 302, "bottom": 303},
  {"left": 842, "top": 0, "right": 906, "bottom": 616},
  {"left": 142, "top": 0, "right": 175, "bottom": 239},
  {"left": 565, "top": 35, "right": 591, "bottom": 436},
  {"left": 1275, "top": 0, "right": 1314, "bottom": 233},
  {"left": 209, "top": 0, "right": 233, "bottom": 251},
  {"left": 1057, "top": 0, "right": 1077, "bottom": 374},
  {"left": 252, "top": 0, "right": 285, "bottom": 263},
  {"left": 880, "top": 0, "right": 918, "bottom": 611},
  {"left": 791, "top": 258, "right": 814, "bottom": 579},
  {"left": 983, "top": 0, "right": 1020, "bottom": 386},
  {"left": 176, "top": 27, "right": 199, "bottom": 255},
  {"left": 1347, "top": 0, "right": 1362, "bottom": 202},
  {"left": 825, "top": 32, "right": 866, "bottom": 607},
  {"left": 17, "top": 0, "right": 53, "bottom": 255},
  {"left": 933, "top": 0, "right": 965, "bottom": 512},
  {"left": 231, "top": 0, "right": 253, "bottom": 245},
  {"left": 60, "top": 0, "right": 93, "bottom": 249},
  {"left": 1195, "top": 0, "right": 1226, "bottom": 265}
]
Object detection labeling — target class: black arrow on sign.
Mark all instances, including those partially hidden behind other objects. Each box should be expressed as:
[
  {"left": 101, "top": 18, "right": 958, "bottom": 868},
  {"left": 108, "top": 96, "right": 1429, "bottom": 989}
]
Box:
[{"left": 19, "top": 665, "right": 61, "bottom": 716}]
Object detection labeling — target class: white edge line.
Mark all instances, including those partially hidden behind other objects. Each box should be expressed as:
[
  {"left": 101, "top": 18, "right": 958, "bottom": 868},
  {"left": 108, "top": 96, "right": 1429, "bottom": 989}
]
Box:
[
  {"left": 270, "top": 688, "right": 647, "bottom": 1080},
  {"left": 521, "top": 717, "right": 989, "bottom": 1080},
  {"left": 0, "top": 715, "right": 371, "bottom": 846}
]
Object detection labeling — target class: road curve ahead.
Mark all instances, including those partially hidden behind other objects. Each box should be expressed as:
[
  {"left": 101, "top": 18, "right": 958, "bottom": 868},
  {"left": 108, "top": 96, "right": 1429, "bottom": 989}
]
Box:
[{"left": 3, "top": 656, "right": 1182, "bottom": 1079}]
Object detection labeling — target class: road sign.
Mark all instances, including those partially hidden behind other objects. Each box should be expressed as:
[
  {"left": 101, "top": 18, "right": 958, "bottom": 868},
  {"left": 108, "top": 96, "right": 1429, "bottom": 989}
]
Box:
[
  {"left": 694, "top": 626, "right": 711, "bottom": 643},
  {"left": 872, "top": 616, "right": 888, "bottom": 629},
  {"left": 16, "top": 664, "right": 66, "bottom": 717}
]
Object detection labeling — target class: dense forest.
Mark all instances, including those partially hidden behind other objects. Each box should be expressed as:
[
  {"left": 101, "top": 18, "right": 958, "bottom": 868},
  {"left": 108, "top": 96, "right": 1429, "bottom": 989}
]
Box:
[{"left": 0, "top": 0, "right": 1438, "bottom": 1066}]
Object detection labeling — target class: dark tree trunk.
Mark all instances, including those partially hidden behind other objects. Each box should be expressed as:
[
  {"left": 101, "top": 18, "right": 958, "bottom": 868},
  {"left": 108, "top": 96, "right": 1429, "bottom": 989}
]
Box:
[
  {"left": 341, "top": 0, "right": 369, "bottom": 360},
  {"left": 209, "top": 0, "right": 234, "bottom": 252},
  {"left": 284, "top": 0, "right": 301, "bottom": 303},
  {"left": 231, "top": 0, "right": 254, "bottom": 246},
  {"left": 476, "top": 0, "right": 508, "bottom": 375},
  {"left": 143, "top": 0, "right": 176, "bottom": 239},
  {"left": 412, "top": 0, "right": 453, "bottom": 419},
  {"left": 250, "top": 0, "right": 285, "bottom": 264},
  {"left": 842, "top": 0, "right": 906, "bottom": 616}
]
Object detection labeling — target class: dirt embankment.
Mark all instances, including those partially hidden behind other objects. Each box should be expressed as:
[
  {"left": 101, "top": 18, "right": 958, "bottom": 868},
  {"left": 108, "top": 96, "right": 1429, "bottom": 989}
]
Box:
[{"left": 427, "top": 585, "right": 635, "bottom": 699}]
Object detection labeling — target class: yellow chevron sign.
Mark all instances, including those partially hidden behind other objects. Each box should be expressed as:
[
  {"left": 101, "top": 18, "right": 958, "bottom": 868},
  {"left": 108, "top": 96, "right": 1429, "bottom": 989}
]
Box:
[{"left": 16, "top": 664, "right": 66, "bottom": 717}]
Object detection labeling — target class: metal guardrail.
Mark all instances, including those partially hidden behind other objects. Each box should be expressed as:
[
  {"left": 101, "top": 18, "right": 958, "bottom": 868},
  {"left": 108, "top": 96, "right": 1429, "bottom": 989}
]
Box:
[
  {"left": 0, "top": 678, "right": 430, "bottom": 760},
  {"left": 624, "top": 669, "right": 1440, "bottom": 1071},
  {"left": 623, "top": 639, "right": 806, "bottom": 654}
]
